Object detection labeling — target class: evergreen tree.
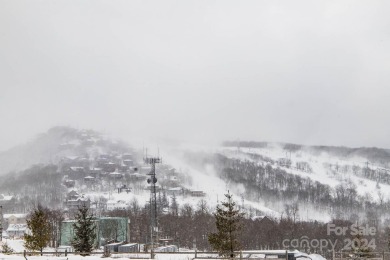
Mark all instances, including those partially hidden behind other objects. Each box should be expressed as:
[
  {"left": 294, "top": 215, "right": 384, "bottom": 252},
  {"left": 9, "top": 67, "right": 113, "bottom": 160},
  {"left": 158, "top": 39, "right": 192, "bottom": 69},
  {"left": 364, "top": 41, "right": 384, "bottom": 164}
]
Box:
[
  {"left": 353, "top": 227, "right": 372, "bottom": 257},
  {"left": 72, "top": 204, "right": 96, "bottom": 255},
  {"left": 1, "top": 242, "right": 14, "bottom": 254},
  {"left": 162, "top": 191, "right": 169, "bottom": 208},
  {"left": 171, "top": 194, "right": 179, "bottom": 216},
  {"left": 24, "top": 205, "right": 51, "bottom": 255},
  {"left": 208, "top": 191, "right": 243, "bottom": 257}
]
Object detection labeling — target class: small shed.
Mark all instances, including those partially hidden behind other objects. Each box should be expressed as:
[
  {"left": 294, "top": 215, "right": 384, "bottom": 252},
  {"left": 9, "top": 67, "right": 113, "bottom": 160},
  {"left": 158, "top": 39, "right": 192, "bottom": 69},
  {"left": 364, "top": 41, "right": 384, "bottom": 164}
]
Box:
[
  {"left": 118, "top": 243, "right": 139, "bottom": 253},
  {"left": 105, "top": 242, "right": 124, "bottom": 252},
  {"left": 84, "top": 176, "right": 95, "bottom": 182}
]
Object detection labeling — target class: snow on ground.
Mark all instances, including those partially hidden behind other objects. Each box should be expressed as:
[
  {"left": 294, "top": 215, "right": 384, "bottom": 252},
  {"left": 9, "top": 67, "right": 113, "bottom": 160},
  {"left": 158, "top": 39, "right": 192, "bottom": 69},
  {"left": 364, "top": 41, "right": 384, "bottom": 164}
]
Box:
[
  {"left": 161, "top": 146, "right": 280, "bottom": 217},
  {"left": 67, "top": 140, "right": 390, "bottom": 222},
  {"left": 0, "top": 231, "right": 326, "bottom": 260},
  {"left": 0, "top": 252, "right": 328, "bottom": 260},
  {"left": 308, "top": 254, "right": 327, "bottom": 260},
  {"left": 2, "top": 240, "right": 25, "bottom": 253}
]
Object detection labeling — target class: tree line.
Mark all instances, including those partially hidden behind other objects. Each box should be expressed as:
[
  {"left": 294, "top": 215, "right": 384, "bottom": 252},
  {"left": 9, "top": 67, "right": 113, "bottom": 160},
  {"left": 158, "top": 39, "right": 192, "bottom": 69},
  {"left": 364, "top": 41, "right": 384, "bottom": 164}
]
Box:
[{"left": 13, "top": 195, "right": 390, "bottom": 258}]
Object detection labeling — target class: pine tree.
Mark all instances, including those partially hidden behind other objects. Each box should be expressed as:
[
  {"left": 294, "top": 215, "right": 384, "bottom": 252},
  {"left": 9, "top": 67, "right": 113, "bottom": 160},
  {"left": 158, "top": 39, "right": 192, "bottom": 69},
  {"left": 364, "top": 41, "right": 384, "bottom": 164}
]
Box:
[
  {"left": 171, "top": 194, "right": 179, "bottom": 216},
  {"left": 1, "top": 242, "right": 14, "bottom": 254},
  {"left": 208, "top": 191, "right": 243, "bottom": 258},
  {"left": 353, "top": 228, "right": 372, "bottom": 257},
  {"left": 72, "top": 204, "right": 96, "bottom": 255},
  {"left": 162, "top": 191, "right": 169, "bottom": 208},
  {"left": 24, "top": 205, "right": 52, "bottom": 255}
]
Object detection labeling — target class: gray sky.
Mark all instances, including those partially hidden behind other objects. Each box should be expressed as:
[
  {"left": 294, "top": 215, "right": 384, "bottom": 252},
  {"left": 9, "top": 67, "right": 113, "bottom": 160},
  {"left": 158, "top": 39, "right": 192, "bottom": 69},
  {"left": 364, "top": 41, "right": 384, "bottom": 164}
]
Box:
[{"left": 1, "top": 0, "right": 390, "bottom": 151}]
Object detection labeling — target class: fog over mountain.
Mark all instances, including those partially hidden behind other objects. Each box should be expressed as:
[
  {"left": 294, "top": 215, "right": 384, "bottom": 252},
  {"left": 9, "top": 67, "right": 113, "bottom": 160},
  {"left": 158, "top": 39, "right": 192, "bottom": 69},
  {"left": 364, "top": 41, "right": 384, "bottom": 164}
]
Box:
[
  {"left": 2, "top": 126, "right": 390, "bottom": 224},
  {"left": 1, "top": 1, "right": 390, "bottom": 152}
]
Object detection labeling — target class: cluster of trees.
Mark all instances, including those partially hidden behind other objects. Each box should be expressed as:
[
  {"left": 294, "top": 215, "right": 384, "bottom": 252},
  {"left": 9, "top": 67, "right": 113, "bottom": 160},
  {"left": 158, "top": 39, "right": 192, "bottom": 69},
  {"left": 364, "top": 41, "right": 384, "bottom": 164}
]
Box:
[
  {"left": 24, "top": 204, "right": 95, "bottom": 255},
  {"left": 18, "top": 193, "right": 390, "bottom": 258},
  {"left": 325, "top": 162, "right": 390, "bottom": 186},
  {"left": 0, "top": 164, "right": 65, "bottom": 212},
  {"left": 103, "top": 196, "right": 388, "bottom": 252}
]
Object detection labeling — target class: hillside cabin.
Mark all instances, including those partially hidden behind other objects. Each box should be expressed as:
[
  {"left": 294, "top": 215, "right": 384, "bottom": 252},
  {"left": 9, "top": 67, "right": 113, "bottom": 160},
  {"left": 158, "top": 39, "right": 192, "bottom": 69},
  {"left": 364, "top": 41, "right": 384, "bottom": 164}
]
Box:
[
  {"left": 103, "top": 162, "right": 117, "bottom": 173},
  {"left": 66, "top": 196, "right": 90, "bottom": 210},
  {"left": 118, "top": 185, "right": 131, "bottom": 193},
  {"left": 64, "top": 179, "right": 75, "bottom": 188},
  {"left": 190, "top": 190, "right": 206, "bottom": 197},
  {"left": 166, "top": 187, "right": 183, "bottom": 196},
  {"left": 84, "top": 176, "right": 95, "bottom": 183},
  {"left": 7, "top": 224, "right": 27, "bottom": 238},
  {"left": 123, "top": 159, "right": 133, "bottom": 166},
  {"left": 109, "top": 172, "right": 123, "bottom": 179},
  {"left": 67, "top": 190, "right": 80, "bottom": 200},
  {"left": 107, "top": 200, "right": 127, "bottom": 211},
  {"left": 3, "top": 214, "right": 27, "bottom": 228}
]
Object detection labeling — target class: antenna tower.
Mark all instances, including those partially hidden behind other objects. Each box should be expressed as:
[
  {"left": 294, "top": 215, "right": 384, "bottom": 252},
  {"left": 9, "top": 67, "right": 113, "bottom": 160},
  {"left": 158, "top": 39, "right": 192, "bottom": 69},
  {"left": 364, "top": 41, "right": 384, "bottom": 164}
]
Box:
[
  {"left": 144, "top": 153, "right": 162, "bottom": 254},
  {"left": 0, "top": 206, "right": 3, "bottom": 242}
]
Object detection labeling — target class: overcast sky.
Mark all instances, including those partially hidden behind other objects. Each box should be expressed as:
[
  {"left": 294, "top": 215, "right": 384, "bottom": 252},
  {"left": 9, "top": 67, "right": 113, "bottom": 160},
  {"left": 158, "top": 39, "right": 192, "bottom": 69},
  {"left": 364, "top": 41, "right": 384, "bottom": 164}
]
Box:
[{"left": 1, "top": 1, "right": 390, "bottom": 151}]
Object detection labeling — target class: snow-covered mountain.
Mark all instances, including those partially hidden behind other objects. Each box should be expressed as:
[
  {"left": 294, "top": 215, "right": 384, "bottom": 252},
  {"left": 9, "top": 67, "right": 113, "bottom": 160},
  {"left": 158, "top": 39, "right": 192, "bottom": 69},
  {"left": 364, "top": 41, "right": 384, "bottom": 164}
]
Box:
[
  {"left": 158, "top": 141, "right": 390, "bottom": 222},
  {"left": 0, "top": 126, "right": 134, "bottom": 175},
  {"left": 1, "top": 127, "right": 389, "bottom": 223}
]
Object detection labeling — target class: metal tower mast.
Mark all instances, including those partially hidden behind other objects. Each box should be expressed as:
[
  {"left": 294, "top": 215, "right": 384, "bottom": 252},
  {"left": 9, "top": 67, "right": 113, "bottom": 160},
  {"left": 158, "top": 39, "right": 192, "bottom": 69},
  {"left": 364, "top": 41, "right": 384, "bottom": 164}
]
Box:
[
  {"left": 144, "top": 155, "right": 161, "bottom": 255},
  {"left": 0, "top": 206, "right": 3, "bottom": 242}
]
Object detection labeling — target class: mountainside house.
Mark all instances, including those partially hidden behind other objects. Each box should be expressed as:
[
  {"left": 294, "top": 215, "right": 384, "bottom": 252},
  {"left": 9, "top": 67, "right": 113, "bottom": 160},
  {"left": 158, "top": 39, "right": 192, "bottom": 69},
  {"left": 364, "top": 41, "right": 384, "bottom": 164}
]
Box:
[
  {"left": 64, "top": 179, "right": 75, "bottom": 188},
  {"left": 106, "top": 200, "right": 128, "bottom": 211},
  {"left": 103, "top": 162, "right": 117, "bottom": 173},
  {"left": 67, "top": 190, "right": 80, "bottom": 200},
  {"left": 109, "top": 172, "right": 123, "bottom": 180},
  {"left": 84, "top": 176, "right": 95, "bottom": 183},
  {"left": 118, "top": 185, "right": 131, "bottom": 193},
  {"left": 0, "top": 194, "right": 14, "bottom": 202},
  {"left": 65, "top": 193, "right": 90, "bottom": 211},
  {"left": 190, "top": 190, "right": 205, "bottom": 197},
  {"left": 6, "top": 224, "right": 27, "bottom": 238},
  {"left": 123, "top": 159, "right": 133, "bottom": 166},
  {"left": 251, "top": 215, "right": 274, "bottom": 224},
  {"left": 166, "top": 187, "right": 183, "bottom": 197},
  {"left": 3, "top": 214, "right": 27, "bottom": 229},
  {"left": 89, "top": 167, "right": 102, "bottom": 177},
  {"left": 128, "top": 172, "right": 147, "bottom": 180}
]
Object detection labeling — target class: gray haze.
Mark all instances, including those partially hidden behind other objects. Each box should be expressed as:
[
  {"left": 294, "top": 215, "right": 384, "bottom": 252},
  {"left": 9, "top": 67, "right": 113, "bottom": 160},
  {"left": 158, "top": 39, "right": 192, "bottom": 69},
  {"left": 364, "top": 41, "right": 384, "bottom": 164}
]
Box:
[{"left": 1, "top": 1, "right": 390, "bottom": 151}]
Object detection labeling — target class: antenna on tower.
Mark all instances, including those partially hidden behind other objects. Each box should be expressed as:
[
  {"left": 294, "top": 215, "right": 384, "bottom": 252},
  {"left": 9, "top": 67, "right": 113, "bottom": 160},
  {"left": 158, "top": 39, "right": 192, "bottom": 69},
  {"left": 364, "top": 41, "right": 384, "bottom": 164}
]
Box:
[
  {"left": 0, "top": 205, "right": 3, "bottom": 242},
  {"left": 144, "top": 150, "right": 162, "bottom": 254}
]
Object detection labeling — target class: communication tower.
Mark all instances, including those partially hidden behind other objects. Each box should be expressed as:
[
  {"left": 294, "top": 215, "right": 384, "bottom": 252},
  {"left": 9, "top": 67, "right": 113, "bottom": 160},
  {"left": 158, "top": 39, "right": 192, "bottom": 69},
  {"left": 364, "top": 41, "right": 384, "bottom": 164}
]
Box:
[
  {"left": 144, "top": 153, "right": 162, "bottom": 254},
  {"left": 0, "top": 206, "right": 3, "bottom": 241}
]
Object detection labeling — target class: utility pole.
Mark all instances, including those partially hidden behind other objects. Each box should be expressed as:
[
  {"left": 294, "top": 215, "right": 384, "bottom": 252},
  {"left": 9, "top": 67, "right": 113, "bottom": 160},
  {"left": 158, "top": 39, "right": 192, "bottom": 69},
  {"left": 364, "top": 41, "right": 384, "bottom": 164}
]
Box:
[{"left": 144, "top": 155, "right": 161, "bottom": 258}]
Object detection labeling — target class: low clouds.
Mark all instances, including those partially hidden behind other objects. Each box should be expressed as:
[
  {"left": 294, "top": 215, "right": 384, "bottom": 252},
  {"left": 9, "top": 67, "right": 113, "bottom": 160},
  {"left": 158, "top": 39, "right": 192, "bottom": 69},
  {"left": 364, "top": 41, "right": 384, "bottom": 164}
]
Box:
[{"left": 1, "top": 1, "right": 390, "bottom": 150}]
